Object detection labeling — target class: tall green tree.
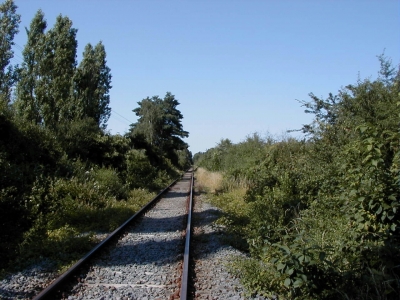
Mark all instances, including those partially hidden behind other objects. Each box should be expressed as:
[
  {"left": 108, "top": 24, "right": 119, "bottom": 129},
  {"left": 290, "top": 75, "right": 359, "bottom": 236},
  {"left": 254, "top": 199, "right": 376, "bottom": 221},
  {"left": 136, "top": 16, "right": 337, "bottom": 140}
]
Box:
[
  {"left": 44, "top": 14, "right": 77, "bottom": 129},
  {"left": 130, "top": 92, "right": 189, "bottom": 163},
  {"left": 0, "top": 0, "right": 20, "bottom": 103},
  {"left": 15, "top": 12, "right": 77, "bottom": 130},
  {"left": 14, "top": 9, "right": 46, "bottom": 123},
  {"left": 160, "top": 92, "right": 189, "bottom": 152},
  {"left": 73, "top": 41, "right": 112, "bottom": 129},
  {"left": 131, "top": 95, "right": 164, "bottom": 147}
]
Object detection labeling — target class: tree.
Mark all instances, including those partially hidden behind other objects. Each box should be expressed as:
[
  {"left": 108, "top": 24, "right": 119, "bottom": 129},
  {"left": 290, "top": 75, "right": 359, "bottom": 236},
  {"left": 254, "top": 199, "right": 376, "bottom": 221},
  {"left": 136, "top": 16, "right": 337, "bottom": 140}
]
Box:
[
  {"left": 131, "top": 95, "right": 164, "bottom": 147},
  {"left": 16, "top": 11, "right": 112, "bottom": 131},
  {"left": 14, "top": 9, "right": 46, "bottom": 123},
  {"left": 129, "top": 92, "right": 189, "bottom": 166},
  {"left": 43, "top": 14, "right": 77, "bottom": 129},
  {"left": 73, "top": 41, "right": 112, "bottom": 129},
  {"left": 160, "top": 92, "right": 189, "bottom": 152},
  {"left": 15, "top": 12, "right": 77, "bottom": 130},
  {"left": 0, "top": 0, "right": 20, "bottom": 103}
]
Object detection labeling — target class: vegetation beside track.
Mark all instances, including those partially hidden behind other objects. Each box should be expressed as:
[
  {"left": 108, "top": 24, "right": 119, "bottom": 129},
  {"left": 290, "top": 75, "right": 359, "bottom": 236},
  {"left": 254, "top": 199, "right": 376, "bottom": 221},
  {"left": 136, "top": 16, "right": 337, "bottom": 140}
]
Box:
[
  {"left": 194, "top": 57, "right": 400, "bottom": 299},
  {"left": 0, "top": 0, "right": 191, "bottom": 277}
]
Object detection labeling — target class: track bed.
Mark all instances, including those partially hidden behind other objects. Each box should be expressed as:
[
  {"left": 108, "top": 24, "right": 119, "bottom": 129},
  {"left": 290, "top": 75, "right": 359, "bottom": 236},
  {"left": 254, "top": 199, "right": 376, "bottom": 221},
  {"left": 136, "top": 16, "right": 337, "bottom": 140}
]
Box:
[{"left": 65, "top": 172, "right": 192, "bottom": 299}]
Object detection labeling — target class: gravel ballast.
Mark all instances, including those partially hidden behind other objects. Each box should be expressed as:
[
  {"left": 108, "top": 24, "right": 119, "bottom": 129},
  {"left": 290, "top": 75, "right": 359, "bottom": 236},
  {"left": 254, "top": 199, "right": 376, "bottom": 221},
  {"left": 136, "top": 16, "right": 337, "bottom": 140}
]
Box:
[
  {"left": 190, "top": 192, "right": 248, "bottom": 300},
  {"left": 0, "top": 259, "right": 58, "bottom": 300}
]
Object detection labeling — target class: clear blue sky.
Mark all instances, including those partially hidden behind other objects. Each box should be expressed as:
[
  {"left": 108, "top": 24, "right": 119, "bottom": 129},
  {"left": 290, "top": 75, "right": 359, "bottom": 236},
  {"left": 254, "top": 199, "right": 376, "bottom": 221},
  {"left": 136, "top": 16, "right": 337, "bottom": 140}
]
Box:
[{"left": 12, "top": 0, "right": 399, "bottom": 154}]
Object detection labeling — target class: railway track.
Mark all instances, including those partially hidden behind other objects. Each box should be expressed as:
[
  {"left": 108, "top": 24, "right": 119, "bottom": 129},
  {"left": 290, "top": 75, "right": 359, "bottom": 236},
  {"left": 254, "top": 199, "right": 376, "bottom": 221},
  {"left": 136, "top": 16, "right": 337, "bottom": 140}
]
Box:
[
  {"left": 1, "top": 170, "right": 249, "bottom": 299},
  {"left": 31, "top": 170, "right": 194, "bottom": 300}
]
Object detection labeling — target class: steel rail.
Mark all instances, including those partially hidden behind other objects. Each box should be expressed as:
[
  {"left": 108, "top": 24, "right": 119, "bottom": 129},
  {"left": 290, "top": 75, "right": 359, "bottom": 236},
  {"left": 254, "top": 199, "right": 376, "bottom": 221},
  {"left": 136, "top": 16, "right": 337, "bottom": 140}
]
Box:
[
  {"left": 180, "top": 171, "right": 194, "bottom": 300},
  {"left": 33, "top": 176, "right": 182, "bottom": 300}
]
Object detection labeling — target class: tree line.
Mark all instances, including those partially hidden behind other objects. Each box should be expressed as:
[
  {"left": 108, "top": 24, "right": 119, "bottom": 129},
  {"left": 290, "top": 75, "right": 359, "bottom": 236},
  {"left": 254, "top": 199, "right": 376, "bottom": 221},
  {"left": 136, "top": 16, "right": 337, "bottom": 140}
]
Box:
[{"left": 0, "top": 0, "right": 191, "bottom": 272}]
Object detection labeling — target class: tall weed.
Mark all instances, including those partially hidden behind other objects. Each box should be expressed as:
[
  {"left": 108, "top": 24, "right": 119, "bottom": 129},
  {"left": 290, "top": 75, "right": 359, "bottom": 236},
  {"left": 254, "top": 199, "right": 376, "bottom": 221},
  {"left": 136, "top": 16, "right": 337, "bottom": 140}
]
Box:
[{"left": 195, "top": 167, "right": 223, "bottom": 193}]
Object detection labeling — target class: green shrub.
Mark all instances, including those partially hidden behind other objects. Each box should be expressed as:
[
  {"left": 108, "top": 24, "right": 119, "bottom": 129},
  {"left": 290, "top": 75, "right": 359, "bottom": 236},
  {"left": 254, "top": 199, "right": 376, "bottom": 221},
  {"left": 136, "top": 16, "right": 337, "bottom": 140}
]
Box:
[
  {"left": 92, "top": 167, "right": 128, "bottom": 200},
  {"left": 125, "top": 149, "right": 156, "bottom": 189},
  {"left": 18, "top": 220, "right": 95, "bottom": 268}
]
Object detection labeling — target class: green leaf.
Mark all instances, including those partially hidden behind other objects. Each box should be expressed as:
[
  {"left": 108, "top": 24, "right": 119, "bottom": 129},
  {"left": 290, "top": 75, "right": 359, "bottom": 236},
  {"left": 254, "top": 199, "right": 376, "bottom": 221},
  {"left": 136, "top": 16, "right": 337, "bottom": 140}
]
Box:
[
  {"left": 286, "top": 268, "right": 294, "bottom": 275},
  {"left": 293, "top": 278, "right": 304, "bottom": 288},
  {"left": 349, "top": 190, "right": 358, "bottom": 196},
  {"left": 277, "top": 262, "right": 286, "bottom": 271},
  {"left": 363, "top": 154, "right": 372, "bottom": 163},
  {"left": 284, "top": 278, "right": 292, "bottom": 287},
  {"left": 359, "top": 126, "right": 368, "bottom": 133},
  {"left": 391, "top": 224, "right": 396, "bottom": 231},
  {"left": 274, "top": 244, "right": 291, "bottom": 255}
]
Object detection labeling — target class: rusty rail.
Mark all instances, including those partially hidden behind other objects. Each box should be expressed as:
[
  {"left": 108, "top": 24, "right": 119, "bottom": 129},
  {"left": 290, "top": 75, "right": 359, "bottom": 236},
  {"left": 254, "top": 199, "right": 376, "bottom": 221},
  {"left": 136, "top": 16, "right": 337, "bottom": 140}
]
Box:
[{"left": 180, "top": 171, "right": 194, "bottom": 299}]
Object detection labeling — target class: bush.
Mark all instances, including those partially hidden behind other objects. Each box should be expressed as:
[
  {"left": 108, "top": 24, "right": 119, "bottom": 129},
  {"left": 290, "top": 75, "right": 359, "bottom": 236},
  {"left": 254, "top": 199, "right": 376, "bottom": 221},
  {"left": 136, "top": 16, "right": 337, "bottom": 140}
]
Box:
[
  {"left": 196, "top": 57, "right": 400, "bottom": 298},
  {"left": 18, "top": 220, "right": 95, "bottom": 268},
  {"left": 0, "top": 111, "right": 65, "bottom": 270},
  {"left": 92, "top": 167, "right": 128, "bottom": 200},
  {"left": 125, "top": 149, "right": 156, "bottom": 189}
]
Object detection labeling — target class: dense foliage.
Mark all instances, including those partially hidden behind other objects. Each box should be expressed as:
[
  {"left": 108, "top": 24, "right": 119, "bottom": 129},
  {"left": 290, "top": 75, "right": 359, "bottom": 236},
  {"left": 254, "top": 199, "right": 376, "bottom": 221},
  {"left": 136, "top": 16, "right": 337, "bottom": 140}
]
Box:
[
  {"left": 129, "top": 92, "right": 191, "bottom": 170},
  {"left": 195, "top": 56, "right": 399, "bottom": 299},
  {"left": 0, "top": 0, "right": 191, "bottom": 274}
]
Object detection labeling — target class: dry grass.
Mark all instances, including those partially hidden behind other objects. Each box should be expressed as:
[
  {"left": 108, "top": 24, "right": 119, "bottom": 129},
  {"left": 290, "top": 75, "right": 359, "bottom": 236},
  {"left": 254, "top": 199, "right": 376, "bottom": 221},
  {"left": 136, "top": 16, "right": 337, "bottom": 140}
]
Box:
[{"left": 195, "top": 167, "right": 223, "bottom": 193}]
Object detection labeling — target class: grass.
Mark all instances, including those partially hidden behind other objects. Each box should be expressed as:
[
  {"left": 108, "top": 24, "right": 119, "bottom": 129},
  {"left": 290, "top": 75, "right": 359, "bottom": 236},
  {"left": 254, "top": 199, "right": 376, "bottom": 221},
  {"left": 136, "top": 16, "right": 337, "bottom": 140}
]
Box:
[
  {"left": 195, "top": 167, "right": 250, "bottom": 251},
  {"left": 195, "top": 167, "right": 223, "bottom": 194}
]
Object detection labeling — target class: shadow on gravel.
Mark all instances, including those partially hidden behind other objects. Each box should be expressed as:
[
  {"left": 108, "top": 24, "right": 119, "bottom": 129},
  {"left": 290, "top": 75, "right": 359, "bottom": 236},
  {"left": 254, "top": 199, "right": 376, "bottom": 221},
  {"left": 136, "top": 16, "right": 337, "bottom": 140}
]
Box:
[
  {"left": 97, "top": 207, "right": 231, "bottom": 268},
  {"left": 129, "top": 206, "right": 222, "bottom": 234},
  {"left": 98, "top": 235, "right": 187, "bottom": 267},
  {"left": 162, "top": 190, "right": 189, "bottom": 199},
  {"left": 0, "top": 287, "right": 37, "bottom": 300},
  {"left": 191, "top": 208, "right": 222, "bottom": 227}
]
